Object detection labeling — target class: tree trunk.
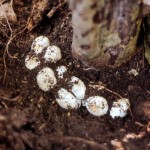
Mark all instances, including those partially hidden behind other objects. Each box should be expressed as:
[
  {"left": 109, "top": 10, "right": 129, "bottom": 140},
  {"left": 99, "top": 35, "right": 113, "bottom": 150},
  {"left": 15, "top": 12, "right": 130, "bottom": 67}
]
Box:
[
  {"left": 71, "top": 0, "right": 142, "bottom": 68},
  {"left": 144, "top": 15, "right": 150, "bottom": 64}
]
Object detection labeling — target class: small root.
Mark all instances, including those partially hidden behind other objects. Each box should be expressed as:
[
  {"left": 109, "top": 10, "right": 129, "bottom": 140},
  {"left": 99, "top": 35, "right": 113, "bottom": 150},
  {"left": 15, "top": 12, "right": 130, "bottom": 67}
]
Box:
[
  {"left": 147, "top": 90, "right": 150, "bottom": 94},
  {"left": 1, "top": 101, "right": 8, "bottom": 109},
  {"left": 3, "top": 26, "right": 26, "bottom": 83},
  {"left": 104, "top": 88, "right": 123, "bottom": 98},
  {"left": 89, "top": 82, "right": 123, "bottom": 98},
  {"left": 0, "top": 0, "right": 26, "bottom": 83},
  {"left": 147, "top": 122, "right": 150, "bottom": 132}
]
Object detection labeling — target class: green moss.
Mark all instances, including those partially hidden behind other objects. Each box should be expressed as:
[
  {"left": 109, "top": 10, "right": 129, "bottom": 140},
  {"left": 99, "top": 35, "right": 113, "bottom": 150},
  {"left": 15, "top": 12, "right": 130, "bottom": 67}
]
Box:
[
  {"left": 99, "top": 0, "right": 105, "bottom": 9},
  {"left": 99, "top": 27, "right": 108, "bottom": 46},
  {"left": 103, "top": 32, "right": 121, "bottom": 48},
  {"left": 131, "top": 4, "right": 140, "bottom": 22},
  {"left": 115, "top": 20, "right": 142, "bottom": 66},
  {"left": 144, "top": 42, "right": 150, "bottom": 64},
  {"left": 144, "top": 16, "right": 150, "bottom": 64}
]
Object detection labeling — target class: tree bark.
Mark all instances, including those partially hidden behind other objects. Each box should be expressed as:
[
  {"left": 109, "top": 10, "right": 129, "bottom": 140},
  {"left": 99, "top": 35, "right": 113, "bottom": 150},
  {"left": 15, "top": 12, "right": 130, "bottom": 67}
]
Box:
[
  {"left": 71, "top": 0, "right": 143, "bottom": 68},
  {"left": 144, "top": 15, "right": 150, "bottom": 64}
]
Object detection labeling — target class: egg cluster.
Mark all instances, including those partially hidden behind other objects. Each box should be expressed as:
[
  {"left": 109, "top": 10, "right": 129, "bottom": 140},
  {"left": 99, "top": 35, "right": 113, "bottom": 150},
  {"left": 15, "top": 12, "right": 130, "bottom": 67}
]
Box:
[{"left": 25, "top": 36, "right": 131, "bottom": 119}]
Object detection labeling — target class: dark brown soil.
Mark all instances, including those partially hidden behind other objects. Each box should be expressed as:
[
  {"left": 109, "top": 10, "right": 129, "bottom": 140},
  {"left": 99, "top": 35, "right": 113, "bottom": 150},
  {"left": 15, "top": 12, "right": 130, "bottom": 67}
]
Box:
[{"left": 0, "top": 1, "right": 150, "bottom": 150}]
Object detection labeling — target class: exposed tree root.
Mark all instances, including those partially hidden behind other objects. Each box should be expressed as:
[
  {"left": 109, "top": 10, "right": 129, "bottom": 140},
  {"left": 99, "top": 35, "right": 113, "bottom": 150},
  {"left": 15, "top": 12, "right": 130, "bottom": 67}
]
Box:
[{"left": 48, "top": 136, "right": 108, "bottom": 150}]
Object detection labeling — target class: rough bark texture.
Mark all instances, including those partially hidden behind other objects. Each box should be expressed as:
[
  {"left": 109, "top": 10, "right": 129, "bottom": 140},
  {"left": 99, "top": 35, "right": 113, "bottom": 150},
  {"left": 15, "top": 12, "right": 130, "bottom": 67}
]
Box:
[
  {"left": 144, "top": 12, "right": 150, "bottom": 64},
  {"left": 71, "top": 0, "right": 142, "bottom": 68}
]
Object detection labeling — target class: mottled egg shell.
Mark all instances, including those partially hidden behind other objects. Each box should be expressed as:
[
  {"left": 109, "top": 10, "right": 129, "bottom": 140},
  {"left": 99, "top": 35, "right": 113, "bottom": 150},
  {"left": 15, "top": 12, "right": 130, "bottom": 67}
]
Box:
[
  {"left": 69, "top": 76, "right": 86, "bottom": 100},
  {"left": 31, "top": 36, "right": 50, "bottom": 54},
  {"left": 36, "top": 67, "right": 57, "bottom": 91},
  {"left": 44, "top": 45, "right": 62, "bottom": 63},
  {"left": 110, "top": 98, "right": 130, "bottom": 119},
  {"left": 86, "top": 96, "right": 108, "bottom": 116},
  {"left": 25, "top": 54, "right": 40, "bottom": 70},
  {"left": 56, "top": 88, "right": 81, "bottom": 109},
  {"left": 56, "top": 65, "right": 67, "bottom": 79}
]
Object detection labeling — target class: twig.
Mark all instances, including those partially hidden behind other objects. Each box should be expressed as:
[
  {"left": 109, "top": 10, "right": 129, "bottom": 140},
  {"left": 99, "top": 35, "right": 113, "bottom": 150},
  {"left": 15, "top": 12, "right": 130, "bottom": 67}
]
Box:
[
  {"left": 104, "top": 88, "right": 123, "bottom": 98},
  {"left": 47, "top": 0, "right": 67, "bottom": 18},
  {"left": 147, "top": 121, "right": 150, "bottom": 132},
  {"left": 1, "top": 101, "right": 8, "bottom": 108},
  {"left": 89, "top": 82, "right": 123, "bottom": 98}
]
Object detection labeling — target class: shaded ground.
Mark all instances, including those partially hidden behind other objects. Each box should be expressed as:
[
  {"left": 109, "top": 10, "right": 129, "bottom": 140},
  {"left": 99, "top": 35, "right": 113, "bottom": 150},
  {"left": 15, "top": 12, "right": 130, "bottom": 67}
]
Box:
[{"left": 0, "top": 1, "right": 150, "bottom": 150}]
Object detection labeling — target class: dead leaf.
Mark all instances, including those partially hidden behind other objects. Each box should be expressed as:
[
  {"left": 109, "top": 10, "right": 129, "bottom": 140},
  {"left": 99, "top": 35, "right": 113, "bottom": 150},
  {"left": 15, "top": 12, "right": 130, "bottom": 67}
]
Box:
[
  {"left": 0, "top": 1, "right": 17, "bottom": 23},
  {"left": 26, "top": 0, "right": 49, "bottom": 31}
]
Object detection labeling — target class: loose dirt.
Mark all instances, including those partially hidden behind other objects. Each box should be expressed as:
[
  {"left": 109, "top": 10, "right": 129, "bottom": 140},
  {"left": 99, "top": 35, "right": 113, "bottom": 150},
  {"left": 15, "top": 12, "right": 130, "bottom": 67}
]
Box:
[{"left": 0, "top": 1, "right": 149, "bottom": 150}]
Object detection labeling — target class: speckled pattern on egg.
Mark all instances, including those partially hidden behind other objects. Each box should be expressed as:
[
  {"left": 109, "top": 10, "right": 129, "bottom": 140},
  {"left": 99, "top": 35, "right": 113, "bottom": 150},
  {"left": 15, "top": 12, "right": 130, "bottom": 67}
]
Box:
[
  {"left": 110, "top": 98, "right": 130, "bottom": 119},
  {"left": 25, "top": 54, "right": 40, "bottom": 70},
  {"left": 69, "top": 76, "right": 86, "bottom": 100},
  {"left": 44, "top": 45, "right": 62, "bottom": 63},
  {"left": 56, "top": 88, "right": 81, "bottom": 109},
  {"left": 86, "top": 96, "right": 108, "bottom": 116},
  {"left": 36, "top": 67, "right": 57, "bottom": 91},
  {"left": 56, "top": 65, "right": 67, "bottom": 79},
  {"left": 31, "top": 36, "right": 50, "bottom": 54},
  {"left": 25, "top": 35, "right": 131, "bottom": 119}
]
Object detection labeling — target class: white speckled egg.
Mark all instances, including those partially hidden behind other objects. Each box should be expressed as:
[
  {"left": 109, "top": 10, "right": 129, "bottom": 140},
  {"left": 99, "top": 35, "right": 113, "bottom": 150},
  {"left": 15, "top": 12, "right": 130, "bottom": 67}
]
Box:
[
  {"left": 44, "top": 45, "right": 62, "bottom": 63},
  {"left": 31, "top": 36, "right": 50, "bottom": 54},
  {"left": 86, "top": 96, "right": 108, "bottom": 116},
  {"left": 110, "top": 98, "right": 130, "bottom": 119},
  {"left": 56, "top": 65, "right": 67, "bottom": 79},
  {"left": 36, "top": 67, "right": 57, "bottom": 91},
  {"left": 56, "top": 88, "right": 81, "bottom": 109},
  {"left": 69, "top": 76, "right": 86, "bottom": 100},
  {"left": 25, "top": 54, "right": 40, "bottom": 70}
]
